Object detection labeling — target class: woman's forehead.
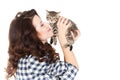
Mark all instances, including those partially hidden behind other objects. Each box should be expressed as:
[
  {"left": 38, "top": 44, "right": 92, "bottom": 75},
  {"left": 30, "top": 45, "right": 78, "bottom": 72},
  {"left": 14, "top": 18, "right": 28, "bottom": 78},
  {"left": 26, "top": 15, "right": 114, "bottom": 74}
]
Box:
[
  {"left": 32, "top": 15, "right": 42, "bottom": 27},
  {"left": 33, "top": 15, "right": 42, "bottom": 22}
]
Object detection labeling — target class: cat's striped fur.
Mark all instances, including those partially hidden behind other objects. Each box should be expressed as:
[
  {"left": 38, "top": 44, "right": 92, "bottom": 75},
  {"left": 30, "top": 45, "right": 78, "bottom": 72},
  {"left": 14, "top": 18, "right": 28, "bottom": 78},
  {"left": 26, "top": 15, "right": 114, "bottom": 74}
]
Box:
[{"left": 46, "top": 10, "right": 78, "bottom": 51}]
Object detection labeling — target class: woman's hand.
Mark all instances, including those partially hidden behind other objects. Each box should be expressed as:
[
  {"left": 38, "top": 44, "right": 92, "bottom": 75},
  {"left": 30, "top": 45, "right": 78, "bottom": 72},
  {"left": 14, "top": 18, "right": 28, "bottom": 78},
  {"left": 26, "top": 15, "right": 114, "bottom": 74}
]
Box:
[
  {"left": 57, "top": 16, "right": 80, "bottom": 43},
  {"left": 57, "top": 16, "right": 71, "bottom": 36},
  {"left": 57, "top": 16, "right": 71, "bottom": 45},
  {"left": 71, "top": 30, "right": 80, "bottom": 41}
]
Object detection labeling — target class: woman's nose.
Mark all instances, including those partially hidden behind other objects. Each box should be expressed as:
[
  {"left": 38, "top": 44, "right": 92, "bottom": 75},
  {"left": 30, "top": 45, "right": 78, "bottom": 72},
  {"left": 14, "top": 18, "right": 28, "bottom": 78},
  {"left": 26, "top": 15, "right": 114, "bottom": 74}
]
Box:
[{"left": 44, "top": 22, "right": 51, "bottom": 28}]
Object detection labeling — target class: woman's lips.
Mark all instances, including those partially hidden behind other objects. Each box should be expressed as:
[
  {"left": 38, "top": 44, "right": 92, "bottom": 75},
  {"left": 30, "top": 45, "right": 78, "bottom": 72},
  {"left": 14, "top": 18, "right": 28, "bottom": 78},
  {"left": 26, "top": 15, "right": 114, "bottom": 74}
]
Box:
[{"left": 48, "top": 28, "right": 52, "bottom": 32}]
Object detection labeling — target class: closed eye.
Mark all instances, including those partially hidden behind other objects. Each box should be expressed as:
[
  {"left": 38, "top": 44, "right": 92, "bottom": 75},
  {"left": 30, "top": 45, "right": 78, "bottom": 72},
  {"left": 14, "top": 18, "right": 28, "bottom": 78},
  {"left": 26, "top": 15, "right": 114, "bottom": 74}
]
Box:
[
  {"left": 41, "top": 24, "right": 44, "bottom": 27},
  {"left": 40, "top": 21, "right": 44, "bottom": 27}
]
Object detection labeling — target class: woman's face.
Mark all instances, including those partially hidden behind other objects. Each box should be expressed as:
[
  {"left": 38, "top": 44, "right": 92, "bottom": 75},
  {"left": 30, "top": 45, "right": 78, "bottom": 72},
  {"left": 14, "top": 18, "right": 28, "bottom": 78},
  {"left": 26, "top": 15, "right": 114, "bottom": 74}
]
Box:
[{"left": 32, "top": 15, "right": 53, "bottom": 43}]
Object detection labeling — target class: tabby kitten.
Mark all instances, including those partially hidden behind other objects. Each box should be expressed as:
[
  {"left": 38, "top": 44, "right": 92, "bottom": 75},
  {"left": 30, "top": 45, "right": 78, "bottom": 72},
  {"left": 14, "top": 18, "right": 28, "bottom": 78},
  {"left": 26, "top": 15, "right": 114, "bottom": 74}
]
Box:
[{"left": 46, "top": 10, "right": 78, "bottom": 51}]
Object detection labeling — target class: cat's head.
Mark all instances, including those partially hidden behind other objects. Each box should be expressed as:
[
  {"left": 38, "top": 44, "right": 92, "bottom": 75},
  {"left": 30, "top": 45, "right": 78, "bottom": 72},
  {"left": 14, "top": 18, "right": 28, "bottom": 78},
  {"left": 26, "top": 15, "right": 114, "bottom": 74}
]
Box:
[{"left": 46, "top": 10, "right": 60, "bottom": 23}]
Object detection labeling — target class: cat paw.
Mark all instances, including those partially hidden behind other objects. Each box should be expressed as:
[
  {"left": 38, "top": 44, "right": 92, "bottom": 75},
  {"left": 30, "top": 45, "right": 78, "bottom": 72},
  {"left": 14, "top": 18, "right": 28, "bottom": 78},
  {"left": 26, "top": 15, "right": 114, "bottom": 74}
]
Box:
[{"left": 70, "top": 45, "right": 73, "bottom": 51}]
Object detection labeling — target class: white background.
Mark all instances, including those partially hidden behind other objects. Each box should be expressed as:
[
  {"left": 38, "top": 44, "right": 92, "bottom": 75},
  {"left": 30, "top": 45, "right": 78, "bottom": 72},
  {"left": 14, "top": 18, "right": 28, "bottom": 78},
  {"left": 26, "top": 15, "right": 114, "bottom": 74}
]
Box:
[{"left": 0, "top": 0, "right": 120, "bottom": 80}]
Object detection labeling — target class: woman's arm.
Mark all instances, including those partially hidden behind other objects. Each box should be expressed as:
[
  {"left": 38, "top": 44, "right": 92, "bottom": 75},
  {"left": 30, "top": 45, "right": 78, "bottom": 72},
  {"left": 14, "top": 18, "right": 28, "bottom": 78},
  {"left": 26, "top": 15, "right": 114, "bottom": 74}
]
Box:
[{"left": 57, "top": 16, "right": 80, "bottom": 69}]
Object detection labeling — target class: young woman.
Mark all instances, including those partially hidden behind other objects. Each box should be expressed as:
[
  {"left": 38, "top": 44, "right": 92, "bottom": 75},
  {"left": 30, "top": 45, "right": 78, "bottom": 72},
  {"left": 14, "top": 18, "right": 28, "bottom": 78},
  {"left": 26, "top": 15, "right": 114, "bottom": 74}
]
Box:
[{"left": 6, "top": 9, "right": 80, "bottom": 80}]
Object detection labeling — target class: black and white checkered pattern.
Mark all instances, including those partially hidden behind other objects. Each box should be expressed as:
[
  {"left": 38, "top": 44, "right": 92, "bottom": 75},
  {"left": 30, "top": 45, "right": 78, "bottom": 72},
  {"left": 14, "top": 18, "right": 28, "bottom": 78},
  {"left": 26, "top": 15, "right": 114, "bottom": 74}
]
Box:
[{"left": 16, "top": 55, "right": 78, "bottom": 80}]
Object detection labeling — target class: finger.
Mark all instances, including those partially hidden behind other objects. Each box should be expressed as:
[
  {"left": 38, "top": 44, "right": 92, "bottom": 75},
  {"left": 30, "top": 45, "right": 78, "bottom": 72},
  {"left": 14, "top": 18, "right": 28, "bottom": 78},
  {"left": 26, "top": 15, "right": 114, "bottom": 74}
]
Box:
[
  {"left": 71, "top": 31, "right": 75, "bottom": 39},
  {"left": 57, "top": 16, "right": 62, "bottom": 26},
  {"left": 64, "top": 18, "right": 69, "bottom": 25},
  {"left": 61, "top": 17, "right": 66, "bottom": 24},
  {"left": 66, "top": 20, "right": 72, "bottom": 27},
  {"left": 73, "top": 30, "right": 80, "bottom": 41}
]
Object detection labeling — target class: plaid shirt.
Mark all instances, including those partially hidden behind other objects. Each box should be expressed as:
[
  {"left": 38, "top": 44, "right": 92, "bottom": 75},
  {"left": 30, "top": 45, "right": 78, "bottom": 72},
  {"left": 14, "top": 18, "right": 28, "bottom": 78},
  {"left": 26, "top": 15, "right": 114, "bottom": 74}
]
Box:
[{"left": 16, "top": 55, "right": 78, "bottom": 80}]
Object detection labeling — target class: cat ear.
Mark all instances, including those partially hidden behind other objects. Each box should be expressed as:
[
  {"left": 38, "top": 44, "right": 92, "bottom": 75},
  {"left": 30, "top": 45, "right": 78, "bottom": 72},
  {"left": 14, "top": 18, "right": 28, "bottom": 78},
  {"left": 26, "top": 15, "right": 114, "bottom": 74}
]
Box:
[
  {"left": 46, "top": 10, "right": 49, "bottom": 12},
  {"left": 46, "top": 10, "right": 49, "bottom": 14},
  {"left": 56, "top": 12, "right": 60, "bottom": 16},
  {"left": 57, "top": 11, "right": 61, "bottom": 14}
]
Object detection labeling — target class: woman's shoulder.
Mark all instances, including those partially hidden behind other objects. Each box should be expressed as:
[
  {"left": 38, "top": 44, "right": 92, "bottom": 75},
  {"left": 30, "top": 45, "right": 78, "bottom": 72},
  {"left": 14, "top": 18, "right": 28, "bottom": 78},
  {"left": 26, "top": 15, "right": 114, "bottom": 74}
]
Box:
[
  {"left": 19, "top": 55, "right": 78, "bottom": 72},
  {"left": 19, "top": 55, "right": 48, "bottom": 67},
  {"left": 19, "top": 55, "right": 78, "bottom": 70},
  {"left": 18, "top": 55, "right": 78, "bottom": 79}
]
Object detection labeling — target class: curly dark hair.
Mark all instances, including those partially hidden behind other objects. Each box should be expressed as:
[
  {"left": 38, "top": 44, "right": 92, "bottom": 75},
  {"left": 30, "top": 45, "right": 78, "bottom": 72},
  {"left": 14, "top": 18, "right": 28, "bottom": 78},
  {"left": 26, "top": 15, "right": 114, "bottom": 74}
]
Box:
[{"left": 6, "top": 9, "right": 60, "bottom": 79}]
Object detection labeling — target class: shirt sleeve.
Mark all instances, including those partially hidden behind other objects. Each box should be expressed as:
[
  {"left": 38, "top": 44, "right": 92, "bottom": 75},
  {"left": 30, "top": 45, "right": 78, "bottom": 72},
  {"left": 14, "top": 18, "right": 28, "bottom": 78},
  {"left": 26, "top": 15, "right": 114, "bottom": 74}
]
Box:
[{"left": 47, "top": 61, "right": 79, "bottom": 80}]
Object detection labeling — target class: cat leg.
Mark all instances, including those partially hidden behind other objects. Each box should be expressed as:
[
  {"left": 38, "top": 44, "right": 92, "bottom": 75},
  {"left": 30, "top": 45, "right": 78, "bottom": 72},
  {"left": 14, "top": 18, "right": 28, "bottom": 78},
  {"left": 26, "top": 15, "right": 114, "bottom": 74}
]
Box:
[
  {"left": 52, "top": 25, "right": 58, "bottom": 45},
  {"left": 70, "top": 45, "right": 73, "bottom": 51},
  {"left": 64, "top": 43, "right": 73, "bottom": 51},
  {"left": 64, "top": 43, "right": 70, "bottom": 48},
  {"left": 65, "top": 31, "right": 74, "bottom": 51},
  {"left": 50, "top": 36, "right": 57, "bottom": 45},
  {"left": 50, "top": 37, "right": 53, "bottom": 44},
  {"left": 68, "top": 39, "right": 74, "bottom": 51},
  {"left": 53, "top": 36, "right": 57, "bottom": 45}
]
